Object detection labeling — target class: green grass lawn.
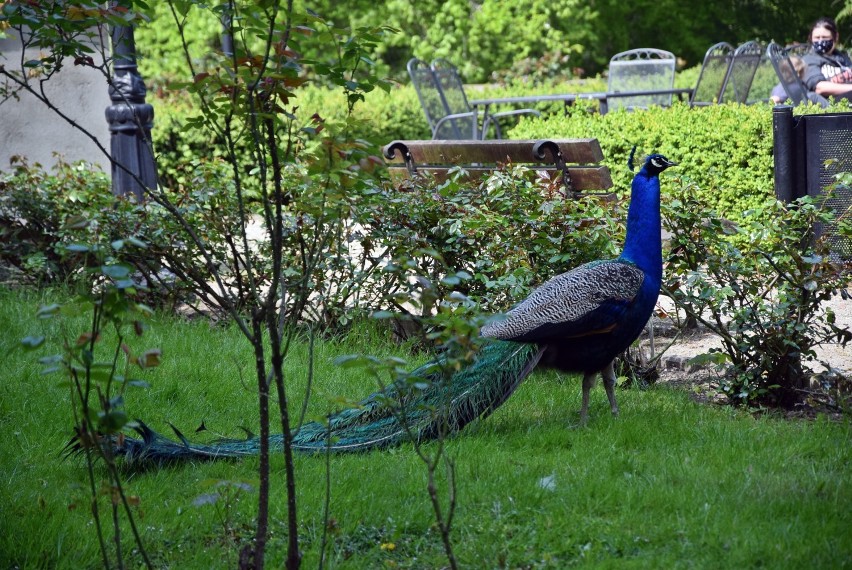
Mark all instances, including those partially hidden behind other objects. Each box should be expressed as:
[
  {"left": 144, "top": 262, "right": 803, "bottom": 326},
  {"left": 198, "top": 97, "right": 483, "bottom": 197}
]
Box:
[{"left": 1, "top": 287, "right": 850, "bottom": 569}]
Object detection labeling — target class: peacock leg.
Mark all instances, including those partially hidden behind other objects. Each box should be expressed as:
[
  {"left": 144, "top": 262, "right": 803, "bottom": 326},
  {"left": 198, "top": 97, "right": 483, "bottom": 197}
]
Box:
[
  {"left": 602, "top": 360, "right": 619, "bottom": 417},
  {"left": 579, "top": 372, "right": 597, "bottom": 425}
]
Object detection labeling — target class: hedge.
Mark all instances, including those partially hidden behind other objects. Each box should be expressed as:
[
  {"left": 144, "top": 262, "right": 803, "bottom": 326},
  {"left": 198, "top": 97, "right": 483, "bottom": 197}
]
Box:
[
  {"left": 508, "top": 99, "right": 850, "bottom": 224},
  {"left": 150, "top": 75, "right": 850, "bottom": 226}
]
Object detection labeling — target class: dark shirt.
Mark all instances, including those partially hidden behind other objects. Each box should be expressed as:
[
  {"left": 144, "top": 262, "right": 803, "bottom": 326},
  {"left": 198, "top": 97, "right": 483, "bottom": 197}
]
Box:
[{"left": 802, "top": 50, "right": 852, "bottom": 90}]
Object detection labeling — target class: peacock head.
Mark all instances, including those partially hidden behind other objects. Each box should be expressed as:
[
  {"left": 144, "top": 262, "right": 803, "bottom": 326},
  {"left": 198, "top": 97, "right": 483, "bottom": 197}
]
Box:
[{"left": 643, "top": 154, "right": 677, "bottom": 175}]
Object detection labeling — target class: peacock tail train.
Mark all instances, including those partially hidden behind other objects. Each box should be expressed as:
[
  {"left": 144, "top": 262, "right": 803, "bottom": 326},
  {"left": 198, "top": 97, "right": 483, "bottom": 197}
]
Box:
[{"left": 114, "top": 340, "right": 543, "bottom": 464}]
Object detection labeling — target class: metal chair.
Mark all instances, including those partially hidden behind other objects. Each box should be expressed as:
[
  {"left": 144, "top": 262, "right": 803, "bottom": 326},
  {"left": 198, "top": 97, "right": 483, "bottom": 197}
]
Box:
[
  {"left": 767, "top": 42, "right": 829, "bottom": 107},
  {"left": 605, "top": 48, "right": 677, "bottom": 111},
  {"left": 719, "top": 41, "right": 764, "bottom": 104},
  {"left": 430, "top": 58, "right": 540, "bottom": 139},
  {"left": 746, "top": 49, "right": 777, "bottom": 104},
  {"left": 783, "top": 43, "right": 812, "bottom": 59},
  {"left": 407, "top": 57, "right": 478, "bottom": 139},
  {"left": 689, "top": 42, "right": 734, "bottom": 106}
]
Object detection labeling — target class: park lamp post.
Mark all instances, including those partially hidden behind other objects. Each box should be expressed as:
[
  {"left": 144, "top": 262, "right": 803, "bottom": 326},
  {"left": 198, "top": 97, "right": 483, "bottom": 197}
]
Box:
[{"left": 105, "top": 1, "right": 157, "bottom": 200}]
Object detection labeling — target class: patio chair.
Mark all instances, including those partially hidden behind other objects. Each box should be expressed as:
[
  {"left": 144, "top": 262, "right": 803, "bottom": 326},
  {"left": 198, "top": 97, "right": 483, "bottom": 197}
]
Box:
[
  {"left": 783, "top": 43, "right": 812, "bottom": 59},
  {"left": 746, "top": 49, "right": 777, "bottom": 104},
  {"left": 429, "top": 58, "right": 540, "bottom": 139},
  {"left": 767, "top": 42, "right": 829, "bottom": 107},
  {"left": 605, "top": 48, "right": 677, "bottom": 112},
  {"left": 689, "top": 42, "right": 734, "bottom": 106},
  {"left": 719, "top": 41, "right": 764, "bottom": 104},
  {"left": 408, "top": 57, "right": 477, "bottom": 139}
]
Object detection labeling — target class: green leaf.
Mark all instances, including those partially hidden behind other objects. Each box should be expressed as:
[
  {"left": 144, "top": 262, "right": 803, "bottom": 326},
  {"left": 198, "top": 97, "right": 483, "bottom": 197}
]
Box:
[
  {"left": 334, "top": 354, "right": 361, "bottom": 367},
  {"left": 20, "top": 336, "right": 45, "bottom": 350},
  {"left": 688, "top": 352, "right": 729, "bottom": 367},
  {"left": 447, "top": 291, "right": 470, "bottom": 303},
  {"left": 101, "top": 265, "right": 131, "bottom": 279},
  {"left": 134, "top": 304, "right": 154, "bottom": 317},
  {"left": 97, "top": 409, "right": 129, "bottom": 432},
  {"left": 64, "top": 215, "right": 90, "bottom": 230}
]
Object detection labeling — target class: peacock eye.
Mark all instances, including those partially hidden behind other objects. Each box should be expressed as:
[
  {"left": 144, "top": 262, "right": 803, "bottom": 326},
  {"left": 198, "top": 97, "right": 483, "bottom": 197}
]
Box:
[{"left": 650, "top": 158, "right": 662, "bottom": 168}]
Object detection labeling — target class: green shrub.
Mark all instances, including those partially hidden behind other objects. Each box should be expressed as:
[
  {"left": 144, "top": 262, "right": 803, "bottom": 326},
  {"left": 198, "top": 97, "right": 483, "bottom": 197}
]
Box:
[
  {"left": 0, "top": 157, "right": 113, "bottom": 284},
  {"left": 150, "top": 93, "right": 224, "bottom": 190},
  {"left": 150, "top": 83, "right": 428, "bottom": 190},
  {"left": 510, "top": 100, "right": 851, "bottom": 225},
  {"left": 511, "top": 103, "right": 773, "bottom": 220},
  {"left": 0, "top": 156, "right": 626, "bottom": 334},
  {"left": 0, "top": 158, "right": 209, "bottom": 309},
  {"left": 361, "top": 167, "right": 627, "bottom": 314},
  {"left": 135, "top": 2, "right": 235, "bottom": 90},
  {"left": 663, "top": 188, "right": 852, "bottom": 407}
]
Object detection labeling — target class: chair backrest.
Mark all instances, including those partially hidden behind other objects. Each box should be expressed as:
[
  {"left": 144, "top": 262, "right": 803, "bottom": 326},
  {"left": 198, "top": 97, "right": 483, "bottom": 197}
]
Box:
[
  {"left": 719, "top": 41, "right": 764, "bottom": 103},
  {"left": 407, "top": 57, "right": 451, "bottom": 138},
  {"left": 690, "top": 42, "right": 734, "bottom": 106},
  {"left": 606, "top": 48, "right": 676, "bottom": 111},
  {"left": 777, "top": 43, "right": 828, "bottom": 107},
  {"left": 429, "top": 59, "right": 478, "bottom": 139},
  {"left": 767, "top": 42, "right": 810, "bottom": 105},
  {"left": 783, "top": 43, "right": 812, "bottom": 59},
  {"left": 746, "top": 49, "right": 777, "bottom": 104}
]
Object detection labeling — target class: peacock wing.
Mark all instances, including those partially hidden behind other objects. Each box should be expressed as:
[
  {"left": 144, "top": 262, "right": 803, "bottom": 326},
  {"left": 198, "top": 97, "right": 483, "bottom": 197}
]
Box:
[{"left": 479, "top": 260, "right": 644, "bottom": 342}]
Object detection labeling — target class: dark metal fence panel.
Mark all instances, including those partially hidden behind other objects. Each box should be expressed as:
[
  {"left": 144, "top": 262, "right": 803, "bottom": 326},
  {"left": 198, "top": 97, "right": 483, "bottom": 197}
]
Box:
[
  {"left": 774, "top": 106, "right": 852, "bottom": 259},
  {"left": 805, "top": 114, "right": 852, "bottom": 259}
]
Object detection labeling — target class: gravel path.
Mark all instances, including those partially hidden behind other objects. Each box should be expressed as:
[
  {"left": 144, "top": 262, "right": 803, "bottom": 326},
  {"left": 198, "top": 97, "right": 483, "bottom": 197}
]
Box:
[{"left": 648, "top": 293, "right": 852, "bottom": 378}]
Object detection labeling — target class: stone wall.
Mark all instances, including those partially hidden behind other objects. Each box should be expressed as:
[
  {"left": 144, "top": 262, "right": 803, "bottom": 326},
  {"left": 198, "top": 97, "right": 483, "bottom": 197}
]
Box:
[{"left": 0, "top": 34, "right": 111, "bottom": 172}]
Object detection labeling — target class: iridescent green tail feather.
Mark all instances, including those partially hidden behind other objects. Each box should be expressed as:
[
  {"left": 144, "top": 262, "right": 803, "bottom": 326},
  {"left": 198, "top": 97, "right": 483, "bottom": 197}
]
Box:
[{"left": 113, "top": 340, "right": 542, "bottom": 464}]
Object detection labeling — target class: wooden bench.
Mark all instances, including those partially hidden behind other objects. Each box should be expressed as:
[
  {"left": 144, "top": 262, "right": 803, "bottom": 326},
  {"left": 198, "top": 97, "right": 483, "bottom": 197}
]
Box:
[{"left": 382, "top": 139, "right": 613, "bottom": 196}]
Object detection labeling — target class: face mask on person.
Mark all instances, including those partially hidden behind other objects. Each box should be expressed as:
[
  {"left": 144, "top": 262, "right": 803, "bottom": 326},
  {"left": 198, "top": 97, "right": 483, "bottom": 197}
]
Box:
[{"left": 813, "top": 39, "right": 834, "bottom": 55}]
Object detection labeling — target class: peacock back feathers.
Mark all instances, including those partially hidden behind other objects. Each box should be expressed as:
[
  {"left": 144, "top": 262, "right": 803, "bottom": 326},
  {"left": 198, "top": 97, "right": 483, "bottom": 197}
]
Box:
[{"left": 479, "top": 260, "right": 644, "bottom": 343}]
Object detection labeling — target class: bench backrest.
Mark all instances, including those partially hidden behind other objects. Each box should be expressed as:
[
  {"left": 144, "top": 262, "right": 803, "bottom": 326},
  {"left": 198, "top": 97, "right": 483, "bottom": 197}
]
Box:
[{"left": 382, "top": 139, "right": 613, "bottom": 196}]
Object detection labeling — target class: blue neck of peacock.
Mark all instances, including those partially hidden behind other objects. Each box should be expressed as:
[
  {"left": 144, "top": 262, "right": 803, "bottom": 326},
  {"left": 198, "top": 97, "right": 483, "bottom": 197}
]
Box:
[{"left": 619, "top": 169, "right": 662, "bottom": 284}]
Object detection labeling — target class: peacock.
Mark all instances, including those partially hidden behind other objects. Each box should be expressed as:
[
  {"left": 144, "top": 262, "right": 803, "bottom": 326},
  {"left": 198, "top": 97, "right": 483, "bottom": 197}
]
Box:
[{"left": 111, "top": 152, "right": 676, "bottom": 463}]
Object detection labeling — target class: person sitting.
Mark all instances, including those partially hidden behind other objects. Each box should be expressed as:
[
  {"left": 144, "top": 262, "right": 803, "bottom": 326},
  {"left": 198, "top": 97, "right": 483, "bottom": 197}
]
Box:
[{"left": 801, "top": 16, "right": 852, "bottom": 102}]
